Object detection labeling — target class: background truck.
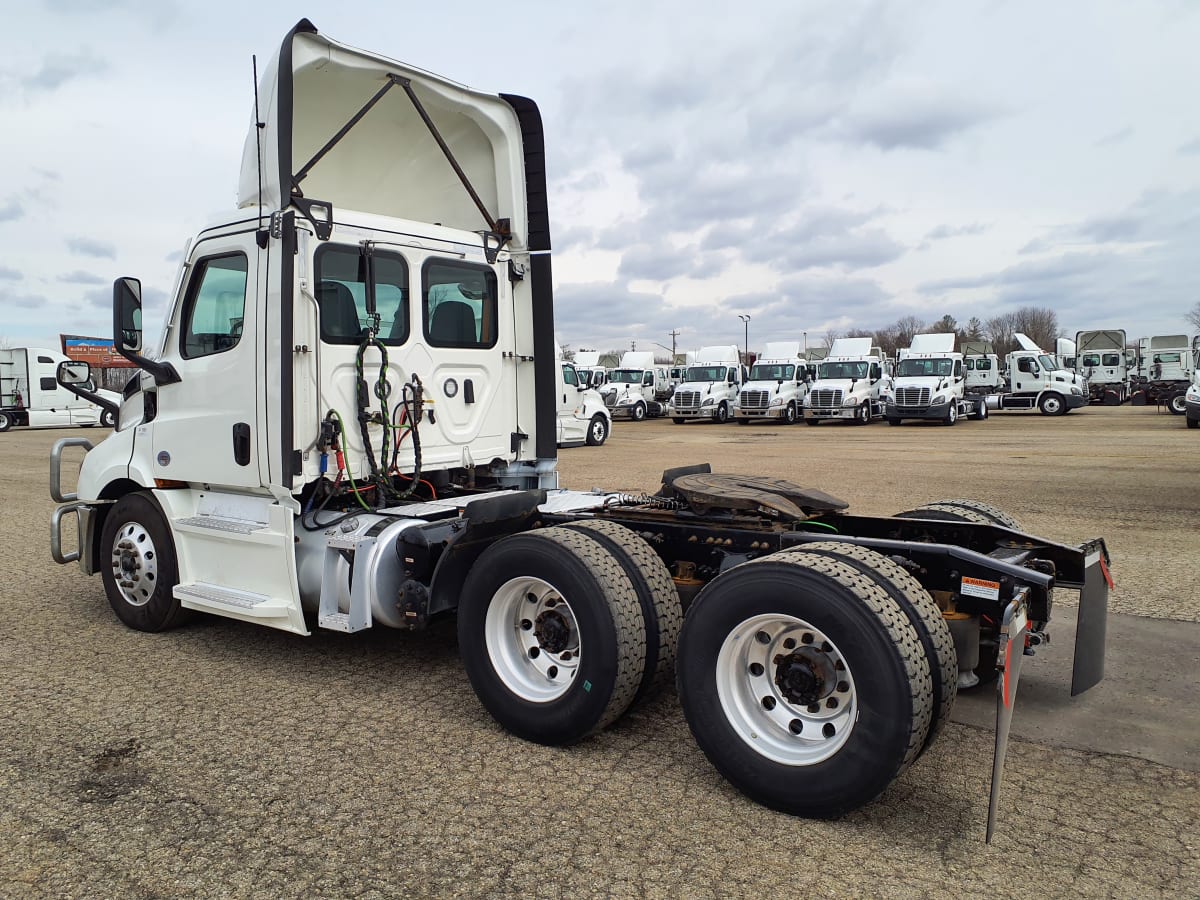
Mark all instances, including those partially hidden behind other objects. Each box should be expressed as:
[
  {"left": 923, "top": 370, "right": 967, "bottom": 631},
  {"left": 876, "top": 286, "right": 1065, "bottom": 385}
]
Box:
[
  {"left": 886, "top": 334, "right": 986, "bottom": 425},
  {"left": 1131, "top": 334, "right": 1196, "bottom": 414},
  {"left": 599, "top": 350, "right": 669, "bottom": 420},
  {"left": 555, "top": 347, "right": 610, "bottom": 446},
  {"left": 1075, "top": 330, "right": 1130, "bottom": 405},
  {"left": 961, "top": 341, "right": 1004, "bottom": 395},
  {"left": 734, "top": 341, "right": 809, "bottom": 424},
  {"left": 0, "top": 347, "right": 119, "bottom": 432},
  {"left": 669, "top": 345, "right": 744, "bottom": 423},
  {"left": 803, "top": 338, "right": 890, "bottom": 425},
  {"left": 48, "top": 19, "right": 1111, "bottom": 838},
  {"left": 979, "top": 333, "right": 1087, "bottom": 416},
  {"left": 571, "top": 350, "right": 608, "bottom": 390}
]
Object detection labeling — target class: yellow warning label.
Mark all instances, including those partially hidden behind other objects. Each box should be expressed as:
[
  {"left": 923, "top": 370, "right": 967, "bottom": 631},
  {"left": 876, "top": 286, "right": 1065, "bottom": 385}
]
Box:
[{"left": 960, "top": 576, "right": 1001, "bottom": 601}]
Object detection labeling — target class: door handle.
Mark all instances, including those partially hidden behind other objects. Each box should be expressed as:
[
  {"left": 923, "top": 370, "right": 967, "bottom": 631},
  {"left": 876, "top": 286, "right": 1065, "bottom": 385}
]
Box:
[{"left": 232, "top": 422, "right": 251, "bottom": 466}]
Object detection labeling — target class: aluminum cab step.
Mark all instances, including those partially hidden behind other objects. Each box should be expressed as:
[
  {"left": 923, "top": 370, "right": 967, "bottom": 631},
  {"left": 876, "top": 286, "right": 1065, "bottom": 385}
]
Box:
[{"left": 175, "top": 582, "right": 292, "bottom": 618}]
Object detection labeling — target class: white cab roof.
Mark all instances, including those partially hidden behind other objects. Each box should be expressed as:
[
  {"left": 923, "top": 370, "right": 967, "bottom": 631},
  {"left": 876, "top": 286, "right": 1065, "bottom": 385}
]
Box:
[
  {"left": 908, "top": 333, "right": 957, "bottom": 354},
  {"left": 828, "top": 337, "right": 872, "bottom": 358}
]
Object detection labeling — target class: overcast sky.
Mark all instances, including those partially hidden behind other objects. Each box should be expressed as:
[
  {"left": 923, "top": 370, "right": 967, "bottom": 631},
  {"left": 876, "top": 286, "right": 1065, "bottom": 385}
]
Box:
[{"left": 2, "top": 0, "right": 1198, "bottom": 357}]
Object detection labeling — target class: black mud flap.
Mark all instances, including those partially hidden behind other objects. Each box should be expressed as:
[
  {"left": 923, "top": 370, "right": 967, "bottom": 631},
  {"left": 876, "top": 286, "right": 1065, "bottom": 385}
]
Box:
[
  {"left": 1071, "top": 549, "right": 1111, "bottom": 696},
  {"left": 986, "top": 595, "right": 1030, "bottom": 843}
]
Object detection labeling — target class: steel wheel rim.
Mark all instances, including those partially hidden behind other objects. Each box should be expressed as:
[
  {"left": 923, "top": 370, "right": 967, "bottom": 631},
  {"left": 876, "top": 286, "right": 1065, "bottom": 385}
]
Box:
[
  {"left": 716, "top": 613, "right": 857, "bottom": 765},
  {"left": 1044, "top": 396, "right": 1061, "bottom": 413},
  {"left": 484, "top": 576, "right": 581, "bottom": 703},
  {"left": 947, "top": 404, "right": 957, "bottom": 424},
  {"left": 591, "top": 418, "right": 606, "bottom": 442},
  {"left": 110, "top": 521, "right": 159, "bottom": 607},
  {"left": 1171, "top": 394, "right": 1186, "bottom": 414}
]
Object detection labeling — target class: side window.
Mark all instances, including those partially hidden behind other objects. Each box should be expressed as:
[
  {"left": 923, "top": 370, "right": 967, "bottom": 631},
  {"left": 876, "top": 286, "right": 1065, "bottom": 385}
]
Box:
[
  {"left": 315, "top": 245, "right": 409, "bottom": 345},
  {"left": 40, "top": 376, "right": 57, "bottom": 391},
  {"left": 870, "top": 362, "right": 881, "bottom": 380},
  {"left": 181, "top": 253, "right": 248, "bottom": 359},
  {"left": 953, "top": 360, "right": 962, "bottom": 378},
  {"left": 1102, "top": 353, "right": 1120, "bottom": 366},
  {"left": 38, "top": 355, "right": 54, "bottom": 364},
  {"left": 643, "top": 372, "right": 653, "bottom": 386},
  {"left": 423, "top": 259, "right": 498, "bottom": 349},
  {"left": 1018, "top": 358, "right": 1034, "bottom": 373},
  {"left": 562, "top": 364, "right": 577, "bottom": 386}
]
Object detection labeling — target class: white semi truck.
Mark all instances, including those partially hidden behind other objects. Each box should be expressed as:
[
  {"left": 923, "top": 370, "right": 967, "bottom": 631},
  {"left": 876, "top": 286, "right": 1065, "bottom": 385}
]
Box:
[
  {"left": 47, "top": 20, "right": 1112, "bottom": 837},
  {"left": 571, "top": 350, "right": 608, "bottom": 390},
  {"left": 598, "top": 350, "right": 669, "bottom": 420},
  {"left": 555, "top": 347, "right": 610, "bottom": 447},
  {"left": 961, "top": 341, "right": 1004, "bottom": 395},
  {"left": 803, "top": 338, "right": 890, "bottom": 425},
  {"left": 669, "top": 345, "right": 744, "bottom": 423},
  {"left": 886, "top": 334, "right": 986, "bottom": 425},
  {"left": 1075, "top": 330, "right": 1130, "bottom": 405},
  {"left": 0, "top": 347, "right": 119, "bottom": 432},
  {"left": 733, "top": 341, "right": 809, "bottom": 425},
  {"left": 1131, "top": 334, "right": 1196, "bottom": 415},
  {"left": 982, "top": 334, "right": 1088, "bottom": 416}
]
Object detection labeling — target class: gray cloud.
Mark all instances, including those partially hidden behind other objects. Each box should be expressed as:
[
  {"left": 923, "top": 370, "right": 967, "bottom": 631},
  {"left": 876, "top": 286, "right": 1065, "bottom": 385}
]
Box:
[
  {"left": 21, "top": 49, "right": 107, "bottom": 92},
  {"left": 13, "top": 293, "right": 48, "bottom": 309},
  {"left": 0, "top": 197, "right": 25, "bottom": 222},
  {"left": 1179, "top": 137, "right": 1200, "bottom": 155},
  {"left": 0, "top": 266, "right": 21, "bottom": 280},
  {"left": 59, "top": 270, "right": 106, "bottom": 285},
  {"left": 67, "top": 236, "right": 116, "bottom": 259},
  {"left": 838, "top": 95, "right": 1002, "bottom": 150},
  {"left": 925, "top": 222, "right": 991, "bottom": 241},
  {"left": 1094, "top": 126, "right": 1134, "bottom": 148}
]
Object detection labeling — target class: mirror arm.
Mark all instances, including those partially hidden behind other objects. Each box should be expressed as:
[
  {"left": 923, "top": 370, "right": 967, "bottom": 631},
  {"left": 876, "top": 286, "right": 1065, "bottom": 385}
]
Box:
[{"left": 115, "top": 346, "right": 181, "bottom": 387}]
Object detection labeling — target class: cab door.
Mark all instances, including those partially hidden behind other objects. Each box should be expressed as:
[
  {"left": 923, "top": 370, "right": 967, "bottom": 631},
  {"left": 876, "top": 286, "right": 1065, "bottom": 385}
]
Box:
[
  {"left": 557, "top": 363, "right": 584, "bottom": 443},
  {"left": 143, "top": 232, "right": 263, "bottom": 488}
]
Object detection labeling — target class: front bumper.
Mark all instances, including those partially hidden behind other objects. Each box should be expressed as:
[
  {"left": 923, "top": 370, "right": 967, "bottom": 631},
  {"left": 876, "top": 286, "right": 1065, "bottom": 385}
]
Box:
[
  {"left": 804, "top": 406, "right": 857, "bottom": 420},
  {"left": 735, "top": 406, "right": 788, "bottom": 420},
  {"left": 886, "top": 400, "right": 949, "bottom": 420},
  {"left": 1065, "top": 393, "right": 1088, "bottom": 410},
  {"left": 671, "top": 407, "right": 720, "bottom": 420},
  {"left": 1186, "top": 398, "right": 1200, "bottom": 423}
]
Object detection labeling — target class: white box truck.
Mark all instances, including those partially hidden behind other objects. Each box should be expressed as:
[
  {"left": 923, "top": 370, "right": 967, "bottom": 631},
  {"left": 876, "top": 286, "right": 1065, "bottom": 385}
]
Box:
[
  {"left": 668, "top": 345, "right": 744, "bottom": 423},
  {"left": 46, "top": 19, "right": 1112, "bottom": 838},
  {"left": 0, "top": 347, "right": 120, "bottom": 432},
  {"left": 886, "top": 334, "right": 986, "bottom": 425},
  {"left": 1075, "top": 330, "right": 1130, "bottom": 405},
  {"left": 598, "top": 350, "right": 669, "bottom": 420},
  {"left": 733, "top": 341, "right": 809, "bottom": 424},
  {"left": 803, "top": 338, "right": 890, "bottom": 425}
]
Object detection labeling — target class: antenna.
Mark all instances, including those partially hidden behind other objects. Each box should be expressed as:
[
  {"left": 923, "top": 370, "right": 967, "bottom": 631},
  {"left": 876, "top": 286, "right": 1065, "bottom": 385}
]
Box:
[{"left": 252, "top": 55, "right": 264, "bottom": 228}]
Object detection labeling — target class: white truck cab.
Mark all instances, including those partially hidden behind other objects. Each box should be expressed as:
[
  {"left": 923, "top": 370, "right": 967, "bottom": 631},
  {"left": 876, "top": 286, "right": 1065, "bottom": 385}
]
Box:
[
  {"left": 734, "top": 341, "right": 809, "bottom": 425},
  {"left": 556, "top": 349, "right": 609, "bottom": 446},
  {"left": 0, "top": 347, "right": 120, "bottom": 432},
  {"left": 1076, "top": 330, "right": 1130, "bottom": 404},
  {"left": 669, "top": 345, "right": 743, "bottom": 423},
  {"left": 886, "top": 333, "right": 986, "bottom": 425},
  {"left": 572, "top": 351, "right": 608, "bottom": 390},
  {"left": 599, "top": 350, "right": 669, "bottom": 420},
  {"left": 961, "top": 341, "right": 1004, "bottom": 395},
  {"left": 804, "top": 338, "right": 890, "bottom": 425},
  {"left": 980, "top": 333, "right": 1086, "bottom": 416}
]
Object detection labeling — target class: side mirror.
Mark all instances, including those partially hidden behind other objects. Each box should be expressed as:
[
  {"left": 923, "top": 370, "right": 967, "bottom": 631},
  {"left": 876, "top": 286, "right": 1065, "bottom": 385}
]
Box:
[
  {"left": 114, "top": 276, "right": 143, "bottom": 354},
  {"left": 57, "top": 360, "right": 92, "bottom": 386}
]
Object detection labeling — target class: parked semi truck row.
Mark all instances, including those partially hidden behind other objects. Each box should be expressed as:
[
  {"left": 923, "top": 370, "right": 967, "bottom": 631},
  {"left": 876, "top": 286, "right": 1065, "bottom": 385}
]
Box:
[
  {"left": 0, "top": 347, "right": 120, "bottom": 432},
  {"left": 49, "top": 20, "right": 1111, "bottom": 839}
]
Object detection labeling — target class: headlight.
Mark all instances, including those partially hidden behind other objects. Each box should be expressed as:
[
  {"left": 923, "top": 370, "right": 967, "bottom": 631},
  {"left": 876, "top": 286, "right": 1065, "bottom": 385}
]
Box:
[
  {"left": 1070, "top": 386, "right": 1083, "bottom": 396},
  {"left": 770, "top": 397, "right": 784, "bottom": 406},
  {"left": 844, "top": 396, "right": 859, "bottom": 406},
  {"left": 617, "top": 398, "right": 633, "bottom": 405},
  {"left": 702, "top": 397, "right": 715, "bottom": 406},
  {"left": 931, "top": 394, "right": 945, "bottom": 404}
]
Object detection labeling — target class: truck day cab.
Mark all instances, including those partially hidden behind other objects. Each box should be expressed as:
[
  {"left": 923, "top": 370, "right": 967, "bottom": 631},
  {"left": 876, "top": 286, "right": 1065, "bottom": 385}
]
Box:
[
  {"left": 669, "top": 345, "right": 743, "bottom": 423},
  {"left": 0, "top": 347, "right": 119, "bottom": 432},
  {"left": 1075, "top": 330, "right": 1130, "bottom": 405},
  {"left": 1131, "top": 334, "right": 1196, "bottom": 415},
  {"left": 985, "top": 333, "right": 1087, "bottom": 416},
  {"left": 555, "top": 347, "right": 610, "bottom": 447},
  {"left": 886, "top": 334, "right": 986, "bottom": 425},
  {"left": 598, "top": 350, "right": 669, "bottom": 420},
  {"left": 804, "top": 338, "right": 889, "bottom": 425},
  {"left": 48, "top": 20, "right": 1112, "bottom": 837},
  {"left": 734, "top": 341, "right": 808, "bottom": 425}
]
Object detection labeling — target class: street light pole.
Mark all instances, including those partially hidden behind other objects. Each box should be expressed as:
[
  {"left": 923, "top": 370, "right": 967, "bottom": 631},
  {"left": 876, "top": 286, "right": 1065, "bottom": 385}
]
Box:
[{"left": 737, "top": 315, "right": 751, "bottom": 365}]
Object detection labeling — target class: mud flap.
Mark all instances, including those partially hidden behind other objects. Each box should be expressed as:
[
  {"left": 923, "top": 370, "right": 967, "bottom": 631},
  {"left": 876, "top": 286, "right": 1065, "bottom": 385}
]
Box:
[
  {"left": 986, "top": 595, "right": 1029, "bottom": 844},
  {"left": 1071, "top": 552, "right": 1111, "bottom": 696}
]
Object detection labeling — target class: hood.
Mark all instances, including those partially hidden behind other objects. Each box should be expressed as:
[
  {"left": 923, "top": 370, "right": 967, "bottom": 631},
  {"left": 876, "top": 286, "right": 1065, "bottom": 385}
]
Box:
[
  {"left": 810, "top": 378, "right": 866, "bottom": 393},
  {"left": 893, "top": 376, "right": 947, "bottom": 392},
  {"left": 742, "top": 379, "right": 799, "bottom": 392}
]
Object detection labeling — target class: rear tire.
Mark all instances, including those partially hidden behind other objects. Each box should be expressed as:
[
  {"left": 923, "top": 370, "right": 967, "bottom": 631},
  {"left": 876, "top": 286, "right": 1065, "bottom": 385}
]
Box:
[
  {"left": 562, "top": 520, "right": 683, "bottom": 703},
  {"left": 1168, "top": 392, "right": 1187, "bottom": 415},
  {"left": 458, "top": 528, "right": 646, "bottom": 745},
  {"left": 0, "top": 411, "right": 12, "bottom": 432},
  {"left": 783, "top": 543, "right": 956, "bottom": 755},
  {"left": 898, "top": 499, "right": 1021, "bottom": 531},
  {"left": 99, "top": 492, "right": 188, "bottom": 632},
  {"left": 972, "top": 401, "right": 988, "bottom": 421},
  {"left": 677, "top": 551, "right": 932, "bottom": 817}
]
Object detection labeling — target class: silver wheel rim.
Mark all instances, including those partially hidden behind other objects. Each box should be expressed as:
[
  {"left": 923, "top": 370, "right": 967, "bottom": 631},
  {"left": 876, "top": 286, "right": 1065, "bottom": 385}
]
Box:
[
  {"left": 591, "top": 419, "right": 606, "bottom": 442},
  {"left": 1044, "top": 396, "right": 1061, "bottom": 413},
  {"left": 0, "top": 413, "right": 9, "bottom": 429},
  {"left": 948, "top": 405, "right": 956, "bottom": 423},
  {"left": 110, "top": 521, "right": 159, "bottom": 607},
  {"left": 716, "top": 613, "right": 857, "bottom": 765},
  {"left": 1172, "top": 395, "right": 1186, "bottom": 413},
  {"left": 484, "top": 576, "right": 581, "bottom": 703}
]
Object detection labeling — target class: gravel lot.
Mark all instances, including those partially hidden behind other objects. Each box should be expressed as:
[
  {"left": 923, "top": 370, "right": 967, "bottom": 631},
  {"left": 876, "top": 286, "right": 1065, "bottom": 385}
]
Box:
[{"left": 3, "top": 406, "right": 1198, "bottom": 897}]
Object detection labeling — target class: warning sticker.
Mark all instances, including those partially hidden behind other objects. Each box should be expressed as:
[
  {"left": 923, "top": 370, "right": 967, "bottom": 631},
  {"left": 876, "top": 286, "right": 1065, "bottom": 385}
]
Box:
[{"left": 960, "top": 575, "right": 1001, "bottom": 602}]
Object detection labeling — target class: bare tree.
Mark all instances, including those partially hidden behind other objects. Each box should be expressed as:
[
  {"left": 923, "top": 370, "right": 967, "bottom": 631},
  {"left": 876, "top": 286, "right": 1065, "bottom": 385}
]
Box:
[
  {"left": 1186, "top": 301, "right": 1200, "bottom": 332},
  {"left": 985, "top": 312, "right": 1019, "bottom": 357},
  {"left": 930, "top": 314, "right": 958, "bottom": 334},
  {"left": 893, "top": 315, "right": 925, "bottom": 350},
  {"left": 963, "top": 317, "right": 984, "bottom": 341},
  {"left": 1010, "top": 306, "right": 1060, "bottom": 352},
  {"left": 822, "top": 329, "right": 842, "bottom": 350}
]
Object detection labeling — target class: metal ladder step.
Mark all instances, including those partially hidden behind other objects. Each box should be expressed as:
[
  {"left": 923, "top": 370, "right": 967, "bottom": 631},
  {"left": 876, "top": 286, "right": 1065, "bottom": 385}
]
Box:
[
  {"left": 175, "top": 582, "right": 291, "bottom": 618},
  {"left": 317, "top": 532, "right": 375, "bottom": 633}
]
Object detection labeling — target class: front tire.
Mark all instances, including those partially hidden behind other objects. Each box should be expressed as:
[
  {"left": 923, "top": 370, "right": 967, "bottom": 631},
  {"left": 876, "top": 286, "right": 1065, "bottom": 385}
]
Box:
[
  {"left": 672, "top": 417, "right": 685, "bottom": 424},
  {"left": 677, "top": 552, "right": 932, "bottom": 817},
  {"left": 585, "top": 414, "right": 609, "bottom": 446},
  {"left": 458, "top": 528, "right": 646, "bottom": 745},
  {"left": 100, "top": 409, "right": 116, "bottom": 428},
  {"left": 855, "top": 403, "right": 870, "bottom": 425},
  {"left": 784, "top": 402, "right": 798, "bottom": 425},
  {"left": 99, "top": 492, "right": 187, "bottom": 632},
  {"left": 1187, "top": 416, "right": 1199, "bottom": 429},
  {"left": 943, "top": 402, "right": 958, "bottom": 426},
  {"left": 805, "top": 417, "right": 820, "bottom": 426},
  {"left": 631, "top": 402, "right": 647, "bottom": 422},
  {"left": 0, "top": 411, "right": 13, "bottom": 432},
  {"left": 714, "top": 402, "right": 729, "bottom": 424},
  {"left": 887, "top": 416, "right": 901, "bottom": 426},
  {"left": 1038, "top": 392, "right": 1065, "bottom": 416}
]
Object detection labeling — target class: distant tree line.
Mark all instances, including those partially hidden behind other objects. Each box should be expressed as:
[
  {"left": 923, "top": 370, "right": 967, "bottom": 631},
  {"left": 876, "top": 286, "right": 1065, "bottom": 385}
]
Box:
[{"left": 828, "top": 306, "right": 1062, "bottom": 358}]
